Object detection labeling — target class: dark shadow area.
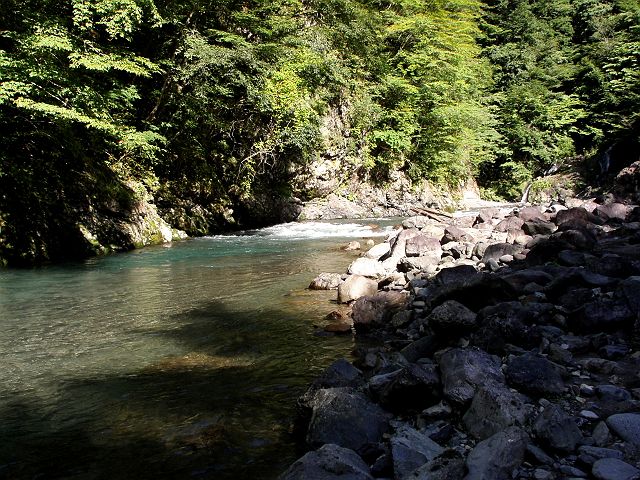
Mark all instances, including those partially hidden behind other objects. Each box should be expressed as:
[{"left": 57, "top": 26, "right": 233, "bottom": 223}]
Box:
[{"left": 0, "top": 298, "right": 355, "bottom": 480}]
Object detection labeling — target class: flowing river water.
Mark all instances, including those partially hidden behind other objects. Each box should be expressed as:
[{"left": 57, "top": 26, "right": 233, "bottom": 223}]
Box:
[{"left": 0, "top": 221, "right": 396, "bottom": 480}]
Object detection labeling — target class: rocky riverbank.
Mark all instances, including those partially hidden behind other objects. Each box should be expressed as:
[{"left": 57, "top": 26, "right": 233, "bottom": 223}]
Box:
[{"left": 282, "top": 197, "right": 640, "bottom": 480}]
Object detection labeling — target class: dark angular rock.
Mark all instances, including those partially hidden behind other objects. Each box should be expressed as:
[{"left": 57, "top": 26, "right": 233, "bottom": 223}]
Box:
[
  {"left": 533, "top": 403, "right": 584, "bottom": 452},
  {"left": 616, "top": 276, "right": 640, "bottom": 317},
  {"left": 463, "top": 383, "right": 530, "bottom": 439},
  {"left": 391, "top": 426, "right": 445, "bottom": 479},
  {"left": 465, "top": 426, "right": 529, "bottom": 480},
  {"left": 526, "top": 238, "right": 575, "bottom": 265},
  {"left": 587, "top": 254, "right": 638, "bottom": 278},
  {"left": 506, "top": 353, "right": 565, "bottom": 397},
  {"left": 401, "top": 335, "right": 443, "bottom": 363},
  {"left": 279, "top": 443, "right": 374, "bottom": 480},
  {"left": 555, "top": 207, "right": 603, "bottom": 226},
  {"left": 306, "top": 388, "right": 390, "bottom": 451},
  {"left": 501, "top": 269, "right": 554, "bottom": 292},
  {"left": 423, "top": 300, "right": 477, "bottom": 335},
  {"left": 592, "top": 458, "right": 640, "bottom": 480},
  {"left": 523, "top": 219, "right": 557, "bottom": 236},
  {"left": 433, "top": 265, "right": 478, "bottom": 286},
  {"left": 404, "top": 450, "right": 465, "bottom": 480},
  {"left": 472, "top": 302, "right": 542, "bottom": 354},
  {"left": 578, "top": 445, "right": 624, "bottom": 464},
  {"left": 311, "top": 359, "right": 364, "bottom": 391},
  {"left": 569, "top": 298, "right": 634, "bottom": 333},
  {"left": 368, "top": 363, "right": 440, "bottom": 412},
  {"left": 426, "top": 273, "right": 517, "bottom": 312},
  {"left": 438, "top": 348, "right": 505, "bottom": 406},
  {"left": 554, "top": 228, "right": 598, "bottom": 250}
]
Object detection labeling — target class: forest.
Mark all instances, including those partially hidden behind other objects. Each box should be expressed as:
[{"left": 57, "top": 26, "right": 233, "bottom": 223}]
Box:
[{"left": 0, "top": 0, "right": 639, "bottom": 264}]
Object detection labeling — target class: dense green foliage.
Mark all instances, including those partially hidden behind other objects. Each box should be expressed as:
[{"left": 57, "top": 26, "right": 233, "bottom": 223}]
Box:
[{"left": 0, "top": 0, "right": 638, "bottom": 263}]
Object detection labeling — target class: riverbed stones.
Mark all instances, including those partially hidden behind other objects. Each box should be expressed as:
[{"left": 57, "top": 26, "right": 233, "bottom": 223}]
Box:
[
  {"left": 465, "top": 427, "right": 529, "bottom": 480},
  {"left": 438, "top": 348, "right": 505, "bottom": 406},
  {"left": 305, "top": 388, "right": 390, "bottom": 451},
  {"left": 279, "top": 443, "right": 374, "bottom": 480},
  {"left": 390, "top": 426, "right": 445, "bottom": 479},
  {"left": 338, "top": 275, "right": 378, "bottom": 303}
]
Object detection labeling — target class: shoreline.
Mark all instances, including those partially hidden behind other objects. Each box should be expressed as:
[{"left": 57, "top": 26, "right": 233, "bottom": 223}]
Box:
[{"left": 283, "top": 197, "right": 640, "bottom": 480}]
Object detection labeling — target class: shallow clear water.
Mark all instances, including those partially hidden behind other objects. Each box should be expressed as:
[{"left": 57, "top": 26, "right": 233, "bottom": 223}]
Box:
[{"left": 0, "top": 221, "right": 395, "bottom": 480}]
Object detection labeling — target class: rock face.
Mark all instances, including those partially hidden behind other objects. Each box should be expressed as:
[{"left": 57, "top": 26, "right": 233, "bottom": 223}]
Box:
[
  {"left": 285, "top": 197, "right": 640, "bottom": 480},
  {"left": 279, "top": 443, "right": 374, "bottom": 480}
]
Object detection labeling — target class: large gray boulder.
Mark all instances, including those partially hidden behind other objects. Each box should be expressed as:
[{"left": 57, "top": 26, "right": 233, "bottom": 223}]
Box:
[
  {"left": 465, "top": 427, "right": 529, "bottom": 480},
  {"left": 306, "top": 388, "right": 391, "bottom": 451},
  {"left": 352, "top": 291, "right": 408, "bottom": 331},
  {"left": 279, "top": 443, "right": 374, "bottom": 480},
  {"left": 438, "top": 348, "right": 505, "bottom": 406},
  {"left": 423, "top": 300, "right": 477, "bottom": 335},
  {"left": 391, "top": 425, "right": 445, "bottom": 479},
  {"left": 348, "top": 257, "right": 386, "bottom": 278},
  {"left": 463, "top": 384, "right": 530, "bottom": 439},
  {"left": 606, "top": 413, "right": 640, "bottom": 449},
  {"left": 406, "top": 235, "right": 443, "bottom": 259},
  {"left": 592, "top": 458, "right": 640, "bottom": 480},
  {"left": 338, "top": 275, "right": 378, "bottom": 303}
]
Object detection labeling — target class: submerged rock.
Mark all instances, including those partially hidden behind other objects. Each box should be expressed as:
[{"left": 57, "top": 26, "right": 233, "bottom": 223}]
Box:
[{"left": 310, "top": 272, "right": 343, "bottom": 290}]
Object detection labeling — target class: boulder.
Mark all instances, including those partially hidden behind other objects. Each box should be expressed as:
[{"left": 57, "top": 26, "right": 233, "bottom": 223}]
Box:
[
  {"left": 348, "top": 257, "right": 386, "bottom": 278},
  {"left": 406, "top": 235, "right": 443, "bottom": 259},
  {"left": 505, "top": 353, "right": 565, "bottom": 397},
  {"left": 592, "top": 458, "right": 640, "bottom": 480},
  {"left": 555, "top": 207, "right": 603, "bottom": 226},
  {"left": 442, "top": 225, "right": 473, "bottom": 244},
  {"left": 398, "top": 256, "right": 439, "bottom": 273},
  {"left": 310, "top": 272, "right": 343, "bottom": 290},
  {"left": 338, "top": 275, "right": 378, "bottom": 304},
  {"left": 569, "top": 298, "right": 634, "bottom": 333},
  {"left": 402, "top": 216, "right": 434, "bottom": 229},
  {"left": 481, "top": 243, "right": 522, "bottom": 263},
  {"left": 391, "top": 426, "right": 445, "bottom": 480},
  {"left": 533, "top": 403, "right": 584, "bottom": 452},
  {"left": 310, "top": 359, "right": 364, "bottom": 391},
  {"left": 438, "top": 348, "right": 505, "bottom": 406},
  {"left": 606, "top": 413, "right": 640, "bottom": 449},
  {"left": 305, "top": 388, "right": 390, "bottom": 451},
  {"left": 472, "top": 302, "right": 541, "bottom": 353},
  {"left": 522, "top": 219, "right": 556, "bottom": 236},
  {"left": 433, "top": 265, "right": 477, "bottom": 286},
  {"left": 595, "top": 203, "right": 629, "bottom": 221},
  {"left": 463, "top": 384, "right": 530, "bottom": 439},
  {"left": 364, "top": 242, "right": 392, "bottom": 260},
  {"left": 465, "top": 427, "right": 529, "bottom": 480},
  {"left": 423, "top": 300, "right": 477, "bottom": 335},
  {"left": 494, "top": 216, "right": 525, "bottom": 233},
  {"left": 279, "top": 443, "right": 374, "bottom": 480},
  {"left": 368, "top": 363, "right": 440, "bottom": 412},
  {"left": 518, "top": 206, "right": 547, "bottom": 222},
  {"left": 352, "top": 291, "right": 408, "bottom": 330}
]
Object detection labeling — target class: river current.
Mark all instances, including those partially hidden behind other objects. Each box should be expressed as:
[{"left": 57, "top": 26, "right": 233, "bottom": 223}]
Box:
[{"left": 0, "top": 221, "right": 395, "bottom": 479}]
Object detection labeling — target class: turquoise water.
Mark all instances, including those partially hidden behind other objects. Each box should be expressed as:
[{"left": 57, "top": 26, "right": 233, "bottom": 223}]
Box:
[{"left": 0, "top": 221, "right": 392, "bottom": 479}]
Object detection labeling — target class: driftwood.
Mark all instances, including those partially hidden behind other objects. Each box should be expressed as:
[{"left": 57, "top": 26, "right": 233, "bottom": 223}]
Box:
[{"left": 409, "top": 206, "right": 453, "bottom": 222}]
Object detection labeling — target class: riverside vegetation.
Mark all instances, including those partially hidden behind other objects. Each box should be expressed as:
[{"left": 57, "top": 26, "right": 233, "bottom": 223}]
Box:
[
  {"left": 291, "top": 196, "right": 640, "bottom": 480},
  {"left": 1, "top": 0, "right": 639, "bottom": 265}
]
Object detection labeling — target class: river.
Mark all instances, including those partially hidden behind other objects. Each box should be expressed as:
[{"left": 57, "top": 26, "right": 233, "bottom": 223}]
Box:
[{"left": 0, "top": 221, "right": 395, "bottom": 479}]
